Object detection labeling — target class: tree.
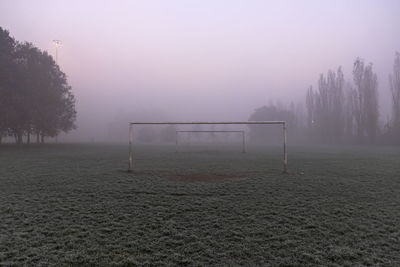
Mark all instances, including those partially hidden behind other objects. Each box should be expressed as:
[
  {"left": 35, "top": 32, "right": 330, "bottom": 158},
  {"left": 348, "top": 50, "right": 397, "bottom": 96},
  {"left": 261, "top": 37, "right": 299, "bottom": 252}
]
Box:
[
  {"left": 248, "top": 104, "right": 297, "bottom": 143},
  {"left": 363, "top": 63, "right": 379, "bottom": 142},
  {"left": 0, "top": 28, "right": 16, "bottom": 143},
  {"left": 330, "top": 67, "right": 345, "bottom": 141},
  {"left": 12, "top": 42, "right": 41, "bottom": 144},
  {"left": 389, "top": 52, "right": 400, "bottom": 142},
  {"left": 0, "top": 27, "right": 76, "bottom": 144},
  {"left": 305, "top": 67, "right": 345, "bottom": 143},
  {"left": 32, "top": 49, "right": 76, "bottom": 143},
  {"left": 352, "top": 58, "right": 379, "bottom": 143},
  {"left": 305, "top": 86, "right": 315, "bottom": 137},
  {"left": 344, "top": 83, "right": 356, "bottom": 139}
]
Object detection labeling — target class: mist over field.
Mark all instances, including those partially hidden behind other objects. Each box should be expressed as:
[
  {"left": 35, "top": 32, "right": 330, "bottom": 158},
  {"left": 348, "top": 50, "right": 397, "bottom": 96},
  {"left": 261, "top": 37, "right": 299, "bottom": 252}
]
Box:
[
  {"left": 2, "top": 2, "right": 400, "bottom": 265},
  {"left": 1, "top": 0, "right": 400, "bottom": 142}
]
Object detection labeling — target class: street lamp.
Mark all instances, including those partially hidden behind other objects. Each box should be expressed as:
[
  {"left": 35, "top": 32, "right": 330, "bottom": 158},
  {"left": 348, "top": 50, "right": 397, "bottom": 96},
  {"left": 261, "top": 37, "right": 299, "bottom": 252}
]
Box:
[
  {"left": 52, "top": 39, "right": 62, "bottom": 64},
  {"left": 52, "top": 40, "right": 62, "bottom": 143}
]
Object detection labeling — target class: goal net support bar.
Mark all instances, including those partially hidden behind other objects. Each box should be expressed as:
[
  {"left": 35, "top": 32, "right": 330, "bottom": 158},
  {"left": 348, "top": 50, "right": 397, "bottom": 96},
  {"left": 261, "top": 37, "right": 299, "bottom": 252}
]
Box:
[
  {"left": 128, "top": 121, "right": 287, "bottom": 173},
  {"left": 175, "top": 130, "right": 246, "bottom": 154}
]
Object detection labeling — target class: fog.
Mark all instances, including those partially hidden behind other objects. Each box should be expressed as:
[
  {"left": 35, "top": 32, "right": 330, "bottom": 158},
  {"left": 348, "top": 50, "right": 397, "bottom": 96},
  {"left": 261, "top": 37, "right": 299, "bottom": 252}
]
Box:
[{"left": 1, "top": 0, "right": 399, "bottom": 142}]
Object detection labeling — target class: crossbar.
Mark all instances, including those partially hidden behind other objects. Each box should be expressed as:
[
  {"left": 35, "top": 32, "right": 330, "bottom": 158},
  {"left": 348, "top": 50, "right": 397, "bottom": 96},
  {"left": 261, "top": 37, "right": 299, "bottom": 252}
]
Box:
[
  {"left": 128, "top": 121, "right": 287, "bottom": 173},
  {"left": 176, "top": 130, "right": 245, "bottom": 132},
  {"left": 129, "top": 121, "right": 285, "bottom": 125}
]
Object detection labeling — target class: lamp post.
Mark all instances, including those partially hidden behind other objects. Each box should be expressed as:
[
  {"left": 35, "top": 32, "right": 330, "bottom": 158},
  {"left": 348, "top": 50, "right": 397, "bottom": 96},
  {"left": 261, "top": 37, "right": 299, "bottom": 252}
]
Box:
[
  {"left": 52, "top": 40, "right": 62, "bottom": 143},
  {"left": 52, "top": 40, "right": 62, "bottom": 64}
]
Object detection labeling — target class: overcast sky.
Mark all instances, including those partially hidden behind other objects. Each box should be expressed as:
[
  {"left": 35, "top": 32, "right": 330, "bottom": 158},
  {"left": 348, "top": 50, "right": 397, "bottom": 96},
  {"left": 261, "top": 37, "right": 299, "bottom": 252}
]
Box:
[{"left": 1, "top": 0, "right": 399, "bottom": 140}]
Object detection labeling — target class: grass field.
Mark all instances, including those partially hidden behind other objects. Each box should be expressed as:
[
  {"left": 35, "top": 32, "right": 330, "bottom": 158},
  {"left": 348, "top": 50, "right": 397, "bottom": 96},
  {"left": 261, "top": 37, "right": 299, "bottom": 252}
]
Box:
[{"left": 1, "top": 143, "right": 400, "bottom": 266}]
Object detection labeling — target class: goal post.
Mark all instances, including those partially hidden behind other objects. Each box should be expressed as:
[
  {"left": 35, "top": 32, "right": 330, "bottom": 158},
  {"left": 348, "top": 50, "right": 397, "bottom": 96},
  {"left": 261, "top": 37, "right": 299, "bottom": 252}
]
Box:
[
  {"left": 175, "top": 130, "right": 246, "bottom": 153},
  {"left": 128, "top": 121, "right": 287, "bottom": 173}
]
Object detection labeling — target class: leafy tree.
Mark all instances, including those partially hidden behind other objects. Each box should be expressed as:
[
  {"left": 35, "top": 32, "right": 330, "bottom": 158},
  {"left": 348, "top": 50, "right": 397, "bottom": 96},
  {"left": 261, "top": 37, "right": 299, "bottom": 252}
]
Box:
[
  {"left": 305, "top": 68, "right": 345, "bottom": 143},
  {"left": 0, "top": 27, "right": 76, "bottom": 144},
  {"left": 305, "top": 86, "right": 315, "bottom": 137},
  {"left": 344, "top": 83, "right": 356, "bottom": 139},
  {"left": 13, "top": 42, "right": 41, "bottom": 144},
  {"left": 248, "top": 104, "right": 297, "bottom": 143},
  {"left": 32, "top": 49, "right": 76, "bottom": 143},
  {"left": 0, "top": 28, "right": 16, "bottom": 143},
  {"left": 306, "top": 61, "right": 379, "bottom": 144},
  {"left": 389, "top": 52, "right": 400, "bottom": 142},
  {"left": 352, "top": 58, "right": 379, "bottom": 143}
]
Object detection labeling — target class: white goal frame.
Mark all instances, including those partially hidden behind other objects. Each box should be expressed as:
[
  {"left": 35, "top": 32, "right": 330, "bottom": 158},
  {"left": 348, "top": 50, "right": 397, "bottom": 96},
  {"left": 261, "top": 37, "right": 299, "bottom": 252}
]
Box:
[
  {"left": 128, "top": 121, "right": 287, "bottom": 173},
  {"left": 175, "top": 130, "right": 246, "bottom": 154}
]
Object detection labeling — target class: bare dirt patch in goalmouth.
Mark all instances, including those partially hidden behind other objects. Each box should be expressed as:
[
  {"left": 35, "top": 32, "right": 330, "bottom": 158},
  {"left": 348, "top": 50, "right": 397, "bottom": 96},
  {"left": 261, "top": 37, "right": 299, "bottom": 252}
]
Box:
[{"left": 171, "top": 174, "right": 245, "bottom": 182}]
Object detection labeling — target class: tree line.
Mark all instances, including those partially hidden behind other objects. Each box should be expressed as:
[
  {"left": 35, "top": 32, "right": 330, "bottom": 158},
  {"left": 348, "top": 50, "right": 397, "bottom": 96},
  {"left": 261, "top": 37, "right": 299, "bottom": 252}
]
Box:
[
  {"left": 0, "top": 27, "right": 76, "bottom": 144},
  {"left": 248, "top": 54, "right": 400, "bottom": 145}
]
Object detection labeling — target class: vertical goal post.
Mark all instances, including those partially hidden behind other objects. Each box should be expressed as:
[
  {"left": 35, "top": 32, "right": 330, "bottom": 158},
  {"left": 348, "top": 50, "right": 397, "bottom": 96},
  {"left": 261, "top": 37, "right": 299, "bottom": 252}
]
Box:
[
  {"left": 175, "top": 130, "right": 246, "bottom": 154},
  {"left": 128, "top": 121, "right": 288, "bottom": 173}
]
